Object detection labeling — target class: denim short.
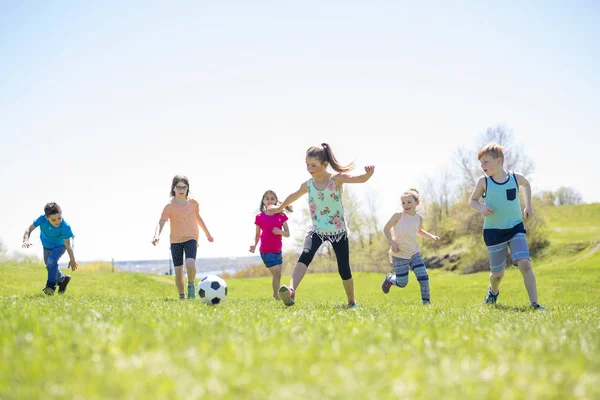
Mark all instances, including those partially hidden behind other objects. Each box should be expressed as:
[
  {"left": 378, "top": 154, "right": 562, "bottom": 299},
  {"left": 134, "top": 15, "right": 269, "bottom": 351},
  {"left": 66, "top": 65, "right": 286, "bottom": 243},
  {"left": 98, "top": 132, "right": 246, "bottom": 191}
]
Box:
[
  {"left": 487, "top": 233, "right": 530, "bottom": 273},
  {"left": 260, "top": 252, "right": 283, "bottom": 268}
]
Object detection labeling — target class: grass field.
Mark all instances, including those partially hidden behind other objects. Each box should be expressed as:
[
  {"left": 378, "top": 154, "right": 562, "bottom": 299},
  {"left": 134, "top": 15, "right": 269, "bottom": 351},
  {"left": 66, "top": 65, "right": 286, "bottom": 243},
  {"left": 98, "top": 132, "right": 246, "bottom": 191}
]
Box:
[{"left": 1, "top": 204, "right": 599, "bottom": 400}]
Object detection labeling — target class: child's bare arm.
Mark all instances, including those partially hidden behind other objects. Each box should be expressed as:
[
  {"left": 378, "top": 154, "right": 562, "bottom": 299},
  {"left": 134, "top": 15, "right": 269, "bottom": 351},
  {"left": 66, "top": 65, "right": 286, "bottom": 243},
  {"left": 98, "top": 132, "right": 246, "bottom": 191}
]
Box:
[
  {"left": 469, "top": 177, "right": 493, "bottom": 216},
  {"left": 383, "top": 213, "right": 401, "bottom": 252},
  {"left": 417, "top": 217, "right": 440, "bottom": 241},
  {"left": 335, "top": 165, "right": 375, "bottom": 185},
  {"left": 197, "top": 214, "right": 214, "bottom": 242},
  {"left": 267, "top": 183, "right": 308, "bottom": 214},
  {"left": 64, "top": 237, "right": 78, "bottom": 271},
  {"left": 152, "top": 220, "right": 167, "bottom": 245},
  {"left": 22, "top": 224, "right": 36, "bottom": 248},
  {"left": 514, "top": 172, "right": 534, "bottom": 219},
  {"left": 273, "top": 221, "right": 290, "bottom": 238},
  {"left": 249, "top": 225, "right": 261, "bottom": 253}
]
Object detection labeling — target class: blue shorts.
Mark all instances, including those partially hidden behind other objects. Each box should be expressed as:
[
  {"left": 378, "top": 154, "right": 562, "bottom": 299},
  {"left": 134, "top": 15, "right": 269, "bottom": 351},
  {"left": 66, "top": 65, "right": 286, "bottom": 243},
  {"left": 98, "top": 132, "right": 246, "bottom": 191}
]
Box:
[
  {"left": 260, "top": 252, "right": 283, "bottom": 268},
  {"left": 487, "top": 233, "right": 530, "bottom": 273}
]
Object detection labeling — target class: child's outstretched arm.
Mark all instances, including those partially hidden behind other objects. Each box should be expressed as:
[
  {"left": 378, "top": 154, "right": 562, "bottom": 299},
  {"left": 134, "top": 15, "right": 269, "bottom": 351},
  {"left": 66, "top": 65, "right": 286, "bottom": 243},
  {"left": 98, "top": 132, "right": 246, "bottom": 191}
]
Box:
[
  {"left": 249, "top": 225, "right": 261, "bottom": 253},
  {"left": 417, "top": 216, "right": 440, "bottom": 241},
  {"left": 335, "top": 165, "right": 375, "bottom": 186},
  {"left": 64, "top": 237, "right": 78, "bottom": 271},
  {"left": 514, "top": 173, "right": 534, "bottom": 220},
  {"left": 266, "top": 182, "right": 308, "bottom": 215},
  {"left": 197, "top": 213, "right": 214, "bottom": 242},
  {"left": 22, "top": 224, "right": 36, "bottom": 248},
  {"left": 383, "top": 213, "right": 401, "bottom": 253},
  {"left": 152, "top": 220, "right": 167, "bottom": 245},
  {"left": 469, "top": 177, "right": 494, "bottom": 216},
  {"left": 273, "top": 221, "right": 290, "bottom": 238}
]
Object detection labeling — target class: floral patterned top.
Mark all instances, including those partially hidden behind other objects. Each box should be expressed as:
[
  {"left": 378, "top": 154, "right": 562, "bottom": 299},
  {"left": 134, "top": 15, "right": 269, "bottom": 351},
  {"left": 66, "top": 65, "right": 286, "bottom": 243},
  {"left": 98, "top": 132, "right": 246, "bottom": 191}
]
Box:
[{"left": 307, "top": 176, "right": 347, "bottom": 236}]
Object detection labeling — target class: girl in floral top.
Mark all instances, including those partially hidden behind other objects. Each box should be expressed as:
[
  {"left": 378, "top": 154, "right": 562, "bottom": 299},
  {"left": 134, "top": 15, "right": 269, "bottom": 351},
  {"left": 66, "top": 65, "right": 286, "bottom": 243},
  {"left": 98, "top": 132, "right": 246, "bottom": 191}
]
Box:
[{"left": 267, "top": 143, "right": 375, "bottom": 307}]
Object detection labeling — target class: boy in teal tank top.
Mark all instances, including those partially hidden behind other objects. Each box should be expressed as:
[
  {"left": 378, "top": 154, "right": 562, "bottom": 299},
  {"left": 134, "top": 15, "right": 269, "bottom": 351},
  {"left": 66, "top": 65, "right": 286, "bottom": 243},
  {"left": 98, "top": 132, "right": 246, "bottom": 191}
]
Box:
[{"left": 469, "top": 143, "right": 544, "bottom": 310}]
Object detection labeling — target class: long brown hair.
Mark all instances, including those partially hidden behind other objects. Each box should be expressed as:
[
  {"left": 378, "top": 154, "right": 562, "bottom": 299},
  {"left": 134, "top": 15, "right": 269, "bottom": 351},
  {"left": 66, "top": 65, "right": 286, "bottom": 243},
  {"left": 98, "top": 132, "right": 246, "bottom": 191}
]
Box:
[
  {"left": 259, "top": 190, "right": 293, "bottom": 213},
  {"left": 306, "top": 142, "right": 354, "bottom": 172}
]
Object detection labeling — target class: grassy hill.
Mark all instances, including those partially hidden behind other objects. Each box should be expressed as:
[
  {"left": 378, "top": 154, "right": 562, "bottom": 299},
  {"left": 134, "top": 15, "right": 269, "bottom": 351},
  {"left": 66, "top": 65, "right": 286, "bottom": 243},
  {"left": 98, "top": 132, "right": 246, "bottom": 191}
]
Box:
[{"left": 0, "top": 203, "right": 599, "bottom": 400}]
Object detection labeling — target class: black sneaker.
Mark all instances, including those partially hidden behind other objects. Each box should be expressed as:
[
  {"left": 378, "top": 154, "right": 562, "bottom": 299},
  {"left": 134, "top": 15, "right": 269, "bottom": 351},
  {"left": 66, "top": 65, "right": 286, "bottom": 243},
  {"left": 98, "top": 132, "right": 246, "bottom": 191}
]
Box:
[
  {"left": 58, "top": 275, "right": 71, "bottom": 294},
  {"left": 43, "top": 286, "right": 56, "bottom": 296}
]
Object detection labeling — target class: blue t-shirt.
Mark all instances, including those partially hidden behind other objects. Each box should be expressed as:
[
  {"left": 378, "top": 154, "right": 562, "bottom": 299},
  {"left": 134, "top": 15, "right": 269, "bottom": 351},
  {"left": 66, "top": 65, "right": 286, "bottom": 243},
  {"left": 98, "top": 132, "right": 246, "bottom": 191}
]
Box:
[{"left": 33, "top": 215, "right": 74, "bottom": 249}]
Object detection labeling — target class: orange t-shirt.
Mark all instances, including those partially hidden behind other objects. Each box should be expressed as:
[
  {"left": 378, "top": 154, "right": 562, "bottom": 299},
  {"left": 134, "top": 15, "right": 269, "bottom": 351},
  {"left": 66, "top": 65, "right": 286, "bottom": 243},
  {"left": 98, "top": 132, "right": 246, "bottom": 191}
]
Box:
[{"left": 160, "top": 198, "right": 200, "bottom": 244}]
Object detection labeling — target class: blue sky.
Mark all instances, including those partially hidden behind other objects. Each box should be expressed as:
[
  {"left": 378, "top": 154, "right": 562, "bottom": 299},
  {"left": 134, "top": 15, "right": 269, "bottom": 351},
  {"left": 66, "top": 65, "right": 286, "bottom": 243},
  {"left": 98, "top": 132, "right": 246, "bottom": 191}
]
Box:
[{"left": 1, "top": 1, "right": 598, "bottom": 262}]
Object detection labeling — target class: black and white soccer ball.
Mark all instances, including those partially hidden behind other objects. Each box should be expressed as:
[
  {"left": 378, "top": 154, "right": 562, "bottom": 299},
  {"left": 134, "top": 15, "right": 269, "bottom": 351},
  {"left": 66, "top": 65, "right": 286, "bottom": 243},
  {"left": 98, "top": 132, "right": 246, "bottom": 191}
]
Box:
[{"left": 198, "top": 275, "right": 227, "bottom": 305}]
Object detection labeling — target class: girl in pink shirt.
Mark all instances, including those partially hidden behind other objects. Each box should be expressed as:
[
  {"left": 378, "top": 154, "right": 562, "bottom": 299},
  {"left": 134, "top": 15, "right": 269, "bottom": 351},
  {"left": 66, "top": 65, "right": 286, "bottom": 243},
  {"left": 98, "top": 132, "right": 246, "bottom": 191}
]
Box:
[
  {"left": 249, "top": 190, "right": 292, "bottom": 300},
  {"left": 152, "top": 175, "right": 214, "bottom": 300}
]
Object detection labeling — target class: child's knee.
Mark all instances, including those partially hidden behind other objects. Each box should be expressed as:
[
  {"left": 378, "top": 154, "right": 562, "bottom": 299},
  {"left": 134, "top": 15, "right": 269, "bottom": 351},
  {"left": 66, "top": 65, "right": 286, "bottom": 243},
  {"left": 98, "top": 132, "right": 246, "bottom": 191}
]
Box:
[
  {"left": 517, "top": 259, "right": 533, "bottom": 273},
  {"left": 271, "top": 268, "right": 282, "bottom": 278},
  {"left": 396, "top": 274, "right": 409, "bottom": 287}
]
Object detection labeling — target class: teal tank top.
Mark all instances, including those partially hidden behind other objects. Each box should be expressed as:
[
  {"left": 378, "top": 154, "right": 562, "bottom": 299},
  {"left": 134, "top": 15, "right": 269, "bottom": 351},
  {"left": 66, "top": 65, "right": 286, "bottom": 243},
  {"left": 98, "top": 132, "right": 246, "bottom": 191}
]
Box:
[
  {"left": 307, "top": 177, "right": 347, "bottom": 237},
  {"left": 482, "top": 172, "right": 523, "bottom": 230}
]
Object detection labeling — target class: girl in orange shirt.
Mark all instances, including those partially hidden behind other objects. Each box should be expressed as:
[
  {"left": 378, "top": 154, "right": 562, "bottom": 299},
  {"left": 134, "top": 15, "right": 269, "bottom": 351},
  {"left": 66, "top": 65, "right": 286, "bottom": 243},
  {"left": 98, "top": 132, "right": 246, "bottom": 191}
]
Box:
[{"left": 152, "top": 175, "right": 214, "bottom": 299}]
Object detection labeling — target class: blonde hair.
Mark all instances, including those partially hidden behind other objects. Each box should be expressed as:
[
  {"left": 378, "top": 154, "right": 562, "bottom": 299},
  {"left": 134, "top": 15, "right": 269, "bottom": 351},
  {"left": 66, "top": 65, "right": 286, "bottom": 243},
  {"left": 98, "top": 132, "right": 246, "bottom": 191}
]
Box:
[
  {"left": 401, "top": 188, "right": 420, "bottom": 202},
  {"left": 478, "top": 143, "right": 505, "bottom": 163}
]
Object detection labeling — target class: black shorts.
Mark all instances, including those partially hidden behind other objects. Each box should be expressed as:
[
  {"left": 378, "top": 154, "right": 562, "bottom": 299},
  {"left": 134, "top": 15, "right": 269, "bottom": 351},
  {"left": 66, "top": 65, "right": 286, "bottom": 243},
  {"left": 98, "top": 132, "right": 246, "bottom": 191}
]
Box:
[{"left": 170, "top": 240, "right": 197, "bottom": 266}]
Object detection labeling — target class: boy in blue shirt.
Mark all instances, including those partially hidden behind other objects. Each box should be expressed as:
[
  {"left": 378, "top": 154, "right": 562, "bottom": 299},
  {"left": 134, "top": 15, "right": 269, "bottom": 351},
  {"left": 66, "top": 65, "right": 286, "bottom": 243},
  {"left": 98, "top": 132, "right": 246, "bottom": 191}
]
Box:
[
  {"left": 469, "top": 143, "right": 544, "bottom": 310},
  {"left": 22, "top": 202, "right": 78, "bottom": 295}
]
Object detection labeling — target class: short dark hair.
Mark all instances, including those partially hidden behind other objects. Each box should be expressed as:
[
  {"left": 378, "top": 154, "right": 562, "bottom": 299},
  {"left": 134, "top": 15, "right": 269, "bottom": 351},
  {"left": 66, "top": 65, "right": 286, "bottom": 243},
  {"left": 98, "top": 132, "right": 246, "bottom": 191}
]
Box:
[{"left": 44, "top": 202, "right": 62, "bottom": 216}]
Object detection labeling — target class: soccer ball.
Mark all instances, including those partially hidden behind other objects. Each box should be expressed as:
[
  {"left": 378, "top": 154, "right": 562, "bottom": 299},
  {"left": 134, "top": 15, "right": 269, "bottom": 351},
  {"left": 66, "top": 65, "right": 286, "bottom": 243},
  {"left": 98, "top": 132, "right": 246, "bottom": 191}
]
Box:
[{"left": 198, "top": 275, "right": 227, "bottom": 305}]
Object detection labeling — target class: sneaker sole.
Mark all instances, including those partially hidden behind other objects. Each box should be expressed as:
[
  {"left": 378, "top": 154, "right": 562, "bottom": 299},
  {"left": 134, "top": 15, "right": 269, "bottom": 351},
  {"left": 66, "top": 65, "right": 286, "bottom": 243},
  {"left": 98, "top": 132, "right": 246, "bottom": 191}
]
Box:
[{"left": 279, "top": 286, "right": 295, "bottom": 306}]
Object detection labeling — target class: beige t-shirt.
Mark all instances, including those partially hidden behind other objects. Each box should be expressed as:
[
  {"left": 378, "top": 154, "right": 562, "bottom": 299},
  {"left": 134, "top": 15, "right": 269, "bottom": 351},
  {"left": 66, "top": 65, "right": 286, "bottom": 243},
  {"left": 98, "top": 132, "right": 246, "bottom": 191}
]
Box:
[
  {"left": 389, "top": 212, "right": 421, "bottom": 261},
  {"left": 160, "top": 198, "right": 200, "bottom": 244}
]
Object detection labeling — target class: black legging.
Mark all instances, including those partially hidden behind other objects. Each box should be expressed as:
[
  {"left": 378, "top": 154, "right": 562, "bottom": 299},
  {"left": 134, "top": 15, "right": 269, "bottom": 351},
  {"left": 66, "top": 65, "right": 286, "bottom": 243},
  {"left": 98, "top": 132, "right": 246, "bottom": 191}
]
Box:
[{"left": 297, "top": 232, "right": 352, "bottom": 280}]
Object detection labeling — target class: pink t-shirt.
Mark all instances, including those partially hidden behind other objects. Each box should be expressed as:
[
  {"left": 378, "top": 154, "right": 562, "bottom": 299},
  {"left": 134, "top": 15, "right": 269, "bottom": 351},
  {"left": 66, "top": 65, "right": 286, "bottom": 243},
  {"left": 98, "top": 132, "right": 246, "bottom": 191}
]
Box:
[
  {"left": 160, "top": 198, "right": 200, "bottom": 244},
  {"left": 255, "top": 212, "right": 288, "bottom": 253}
]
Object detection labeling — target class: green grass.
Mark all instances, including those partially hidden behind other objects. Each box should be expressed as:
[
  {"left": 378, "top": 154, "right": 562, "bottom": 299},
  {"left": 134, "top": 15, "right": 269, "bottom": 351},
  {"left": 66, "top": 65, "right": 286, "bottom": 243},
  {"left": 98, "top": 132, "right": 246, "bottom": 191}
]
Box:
[
  {"left": 1, "top": 249, "right": 599, "bottom": 400},
  {"left": 540, "top": 203, "right": 600, "bottom": 244},
  {"left": 1, "top": 203, "right": 599, "bottom": 399}
]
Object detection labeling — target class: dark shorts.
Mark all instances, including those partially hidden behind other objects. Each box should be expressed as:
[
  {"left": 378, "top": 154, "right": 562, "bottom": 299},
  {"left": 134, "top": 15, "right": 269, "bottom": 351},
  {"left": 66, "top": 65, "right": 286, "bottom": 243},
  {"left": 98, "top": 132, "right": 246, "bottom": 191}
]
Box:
[
  {"left": 170, "top": 240, "right": 197, "bottom": 267},
  {"left": 260, "top": 252, "right": 283, "bottom": 268}
]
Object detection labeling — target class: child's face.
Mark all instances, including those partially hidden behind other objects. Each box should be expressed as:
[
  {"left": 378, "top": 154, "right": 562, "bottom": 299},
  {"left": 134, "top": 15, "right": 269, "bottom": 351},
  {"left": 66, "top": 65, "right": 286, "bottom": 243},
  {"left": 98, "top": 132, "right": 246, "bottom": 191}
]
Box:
[
  {"left": 174, "top": 182, "right": 188, "bottom": 196},
  {"left": 263, "top": 193, "right": 277, "bottom": 207},
  {"left": 479, "top": 154, "right": 502, "bottom": 176},
  {"left": 401, "top": 195, "right": 418, "bottom": 212},
  {"left": 305, "top": 156, "right": 327, "bottom": 176},
  {"left": 46, "top": 213, "right": 63, "bottom": 227}
]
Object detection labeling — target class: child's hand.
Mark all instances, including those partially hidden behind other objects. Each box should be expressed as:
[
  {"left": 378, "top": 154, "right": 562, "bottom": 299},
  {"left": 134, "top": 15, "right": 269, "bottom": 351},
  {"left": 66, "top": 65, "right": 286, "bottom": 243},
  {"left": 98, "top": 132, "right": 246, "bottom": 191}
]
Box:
[
  {"left": 480, "top": 207, "right": 494, "bottom": 216},
  {"left": 249, "top": 245, "right": 256, "bottom": 253},
  {"left": 151, "top": 237, "right": 159, "bottom": 246},
  {"left": 390, "top": 242, "right": 400, "bottom": 253},
  {"left": 272, "top": 228, "right": 283, "bottom": 235},
  {"left": 431, "top": 235, "right": 440, "bottom": 241},
  {"left": 523, "top": 207, "right": 534, "bottom": 220},
  {"left": 22, "top": 240, "right": 32, "bottom": 248},
  {"left": 206, "top": 234, "right": 214, "bottom": 242},
  {"left": 69, "top": 260, "right": 78, "bottom": 271},
  {"left": 266, "top": 206, "right": 282, "bottom": 215},
  {"left": 364, "top": 165, "right": 375, "bottom": 175}
]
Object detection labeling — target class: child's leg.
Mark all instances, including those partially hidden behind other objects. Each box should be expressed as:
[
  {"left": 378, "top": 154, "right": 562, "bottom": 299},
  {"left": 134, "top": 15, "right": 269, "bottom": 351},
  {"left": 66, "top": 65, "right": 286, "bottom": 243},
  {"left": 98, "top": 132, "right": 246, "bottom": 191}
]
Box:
[
  {"left": 487, "top": 242, "right": 508, "bottom": 294},
  {"left": 293, "top": 232, "right": 323, "bottom": 290},
  {"left": 331, "top": 236, "right": 355, "bottom": 304},
  {"left": 184, "top": 240, "right": 198, "bottom": 285},
  {"left": 509, "top": 233, "right": 538, "bottom": 304},
  {"left": 170, "top": 243, "right": 185, "bottom": 297},
  {"left": 269, "top": 265, "right": 282, "bottom": 299},
  {"left": 390, "top": 257, "right": 410, "bottom": 288},
  {"left": 44, "top": 246, "right": 67, "bottom": 288},
  {"left": 411, "top": 254, "right": 430, "bottom": 303}
]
